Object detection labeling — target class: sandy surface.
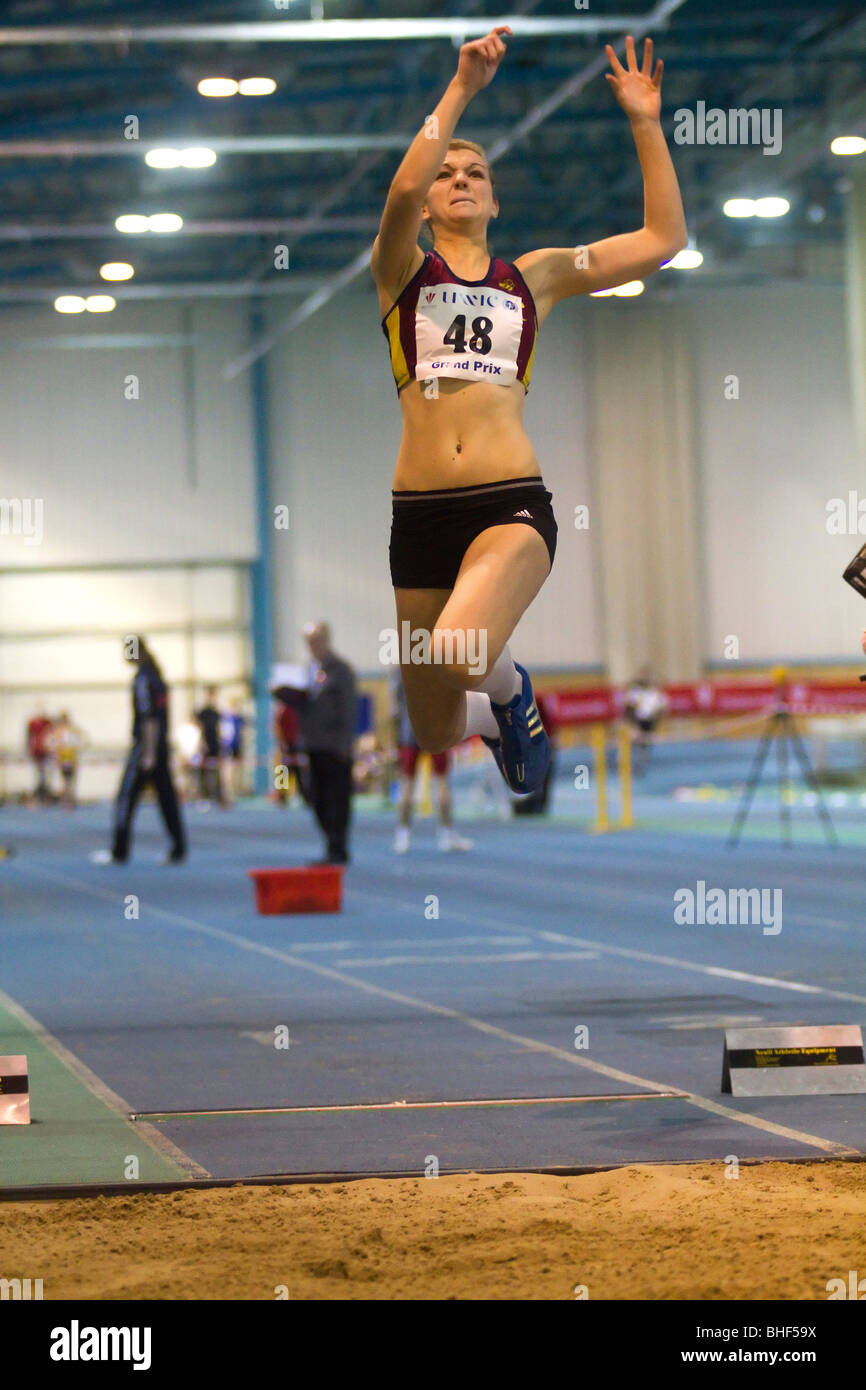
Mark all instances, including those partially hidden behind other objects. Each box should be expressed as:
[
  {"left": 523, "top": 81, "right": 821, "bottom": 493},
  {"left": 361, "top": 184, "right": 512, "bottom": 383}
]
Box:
[{"left": 2, "top": 1160, "right": 865, "bottom": 1300}]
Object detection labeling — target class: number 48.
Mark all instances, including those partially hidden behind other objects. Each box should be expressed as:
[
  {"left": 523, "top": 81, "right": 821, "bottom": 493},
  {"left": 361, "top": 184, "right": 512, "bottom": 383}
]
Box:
[{"left": 443, "top": 315, "right": 493, "bottom": 355}]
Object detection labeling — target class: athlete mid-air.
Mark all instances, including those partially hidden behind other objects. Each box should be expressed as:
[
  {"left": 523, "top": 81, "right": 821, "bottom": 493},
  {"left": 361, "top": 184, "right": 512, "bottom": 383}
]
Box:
[{"left": 371, "top": 29, "right": 687, "bottom": 795}]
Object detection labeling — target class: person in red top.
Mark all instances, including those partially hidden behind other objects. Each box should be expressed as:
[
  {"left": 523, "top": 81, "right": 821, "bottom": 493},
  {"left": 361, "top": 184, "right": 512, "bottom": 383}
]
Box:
[
  {"left": 26, "top": 707, "right": 54, "bottom": 804},
  {"left": 273, "top": 696, "right": 307, "bottom": 804}
]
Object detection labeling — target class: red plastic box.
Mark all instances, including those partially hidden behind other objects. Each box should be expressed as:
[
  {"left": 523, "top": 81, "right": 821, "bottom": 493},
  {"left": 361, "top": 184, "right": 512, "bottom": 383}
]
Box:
[{"left": 248, "top": 866, "right": 343, "bottom": 915}]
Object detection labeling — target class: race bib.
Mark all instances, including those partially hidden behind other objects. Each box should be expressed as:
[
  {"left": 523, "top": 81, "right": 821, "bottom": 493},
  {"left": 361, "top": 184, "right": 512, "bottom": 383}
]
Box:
[{"left": 415, "top": 282, "right": 524, "bottom": 386}]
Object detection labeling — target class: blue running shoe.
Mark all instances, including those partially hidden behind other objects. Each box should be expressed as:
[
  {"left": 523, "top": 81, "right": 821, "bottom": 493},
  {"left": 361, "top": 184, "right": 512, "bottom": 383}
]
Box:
[
  {"left": 481, "top": 733, "right": 506, "bottom": 781},
  {"left": 489, "top": 663, "right": 550, "bottom": 794}
]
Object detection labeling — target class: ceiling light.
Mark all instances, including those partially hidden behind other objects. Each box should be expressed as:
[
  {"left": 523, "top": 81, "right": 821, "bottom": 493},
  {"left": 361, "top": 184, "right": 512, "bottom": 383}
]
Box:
[
  {"left": 99, "top": 262, "right": 134, "bottom": 281},
  {"left": 147, "top": 213, "right": 183, "bottom": 233},
  {"left": 666, "top": 248, "right": 703, "bottom": 269},
  {"left": 85, "top": 295, "right": 116, "bottom": 312},
  {"left": 238, "top": 78, "right": 277, "bottom": 96},
  {"left": 831, "top": 136, "right": 866, "bottom": 157},
  {"left": 198, "top": 78, "right": 238, "bottom": 97},
  {"left": 54, "top": 296, "right": 86, "bottom": 313},
  {"left": 612, "top": 280, "right": 644, "bottom": 297},
  {"left": 723, "top": 198, "right": 756, "bottom": 218},
  {"left": 754, "top": 197, "right": 789, "bottom": 218},
  {"left": 115, "top": 214, "right": 149, "bottom": 234},
  {"left": 145, "top": 148, "right": 183, "bottom": 169},
  {"left": 179, "top": 147, "right": 217, "bottom": 168}
]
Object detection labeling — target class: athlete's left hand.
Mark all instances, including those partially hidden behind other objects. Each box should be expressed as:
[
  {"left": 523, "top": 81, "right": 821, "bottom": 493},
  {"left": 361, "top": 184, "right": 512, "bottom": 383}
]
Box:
[{"left": 605, "top": 35, "right": 663, "bottom": 122}]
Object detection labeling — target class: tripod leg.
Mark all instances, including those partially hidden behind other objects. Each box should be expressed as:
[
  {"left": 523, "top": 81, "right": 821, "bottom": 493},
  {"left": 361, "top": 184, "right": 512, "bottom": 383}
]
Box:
[
  {"left": 786, "top": 716, "right": 839, "bottom": 847},
  {"left": 728, "top": 717, "right": 779, "bottom": 850},
  {"left": 777, "top": 723, "right": 792, "bottom": 848}
]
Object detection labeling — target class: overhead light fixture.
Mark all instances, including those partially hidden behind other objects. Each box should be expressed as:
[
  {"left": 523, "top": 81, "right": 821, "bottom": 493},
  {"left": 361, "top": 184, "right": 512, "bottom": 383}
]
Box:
[
  {"left": 54, "top": 295, "right": 86, "bottom": 314},
  {"left": 85, "top": 295, "right": 116, "bottom": 313},
  {"left": 754, "top": 197, "right": 789, "bottom": 218},
  {"left": 145, "top": 213, "right": 184, "bottom": 233},
  {"left": 99, "top": 262, "right": 134, "bottom": 281},
  {"left": 665, "top": 247, "right": 703, "bottom": 269},
  {"left": 831, "top": 136, "right": 866, "bottom": 157},
  {"left": 589, "top": 288, "right": 615, "bottom": 297},
  {"left": 723, "top": 197, "right": 789, "bottom": 219},
  {"left": 145, "top": 147, "right": 216, "bottom": 168},
  {"left": 115, "top": 214, "right": 150, "bottom": 234},
  {"left": 723, "top": 198, "right": 757, "bottom": 218},
  {"left": 115, "top": 212, "right": 183, "bottom": 233},
  {"left": 145, "top": 148, "right": 182, "bottom": 169},
  {"left": 198, "top": 77, "right": 238, "bottom": 97},
  {"left": 612, "top": 280, "right": 644, "bottom": 297},
  {"left": 238, "top": 78, "right": 277, "bottom": 96},
  {"left": 179, "top": 147, "right": 217, "bottom": 168}
]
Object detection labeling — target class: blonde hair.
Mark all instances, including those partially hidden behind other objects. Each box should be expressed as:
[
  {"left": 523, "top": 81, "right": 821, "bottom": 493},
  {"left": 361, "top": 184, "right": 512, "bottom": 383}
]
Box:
[{"left": 421, "top": 139, "right": 496, "bottom": 245}]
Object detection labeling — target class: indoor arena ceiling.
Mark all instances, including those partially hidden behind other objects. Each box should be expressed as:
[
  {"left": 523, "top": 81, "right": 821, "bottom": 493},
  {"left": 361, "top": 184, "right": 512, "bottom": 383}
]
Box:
[{"left": 0, "top": 0, "right": 863, "bottom": 325}]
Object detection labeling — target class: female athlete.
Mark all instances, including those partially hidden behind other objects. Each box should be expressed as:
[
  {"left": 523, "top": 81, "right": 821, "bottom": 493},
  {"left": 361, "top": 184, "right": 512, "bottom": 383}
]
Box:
[{"left": 371, "top": 30, "right": 687, "bottom": 793}]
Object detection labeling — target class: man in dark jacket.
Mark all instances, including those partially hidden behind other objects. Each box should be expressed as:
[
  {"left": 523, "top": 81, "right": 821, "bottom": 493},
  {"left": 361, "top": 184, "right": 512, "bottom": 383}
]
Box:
[{"left": 273, "top": 622, "right": 357, "bottom": 865}]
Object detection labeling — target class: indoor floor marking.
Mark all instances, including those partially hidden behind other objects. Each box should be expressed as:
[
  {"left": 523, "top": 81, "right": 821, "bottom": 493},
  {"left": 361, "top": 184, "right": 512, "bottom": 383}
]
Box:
[
  {"left": 349, "top": 889, "right": 866, "bottom": 1005},
  {"left": 16, "top": 860, "right": 859, "bottom": 1159}
]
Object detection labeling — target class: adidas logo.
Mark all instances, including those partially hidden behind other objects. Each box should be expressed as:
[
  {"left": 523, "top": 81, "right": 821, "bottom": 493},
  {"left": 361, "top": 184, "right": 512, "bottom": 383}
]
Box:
[{"left": 513, "top": 508, "right": 532, "bottom": 518}]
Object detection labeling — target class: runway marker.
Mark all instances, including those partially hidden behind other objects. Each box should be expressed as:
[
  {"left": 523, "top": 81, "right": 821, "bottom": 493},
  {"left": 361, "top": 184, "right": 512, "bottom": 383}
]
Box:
[{"left": 132, "top": 1091, "right": 685, "bottom": 1122}]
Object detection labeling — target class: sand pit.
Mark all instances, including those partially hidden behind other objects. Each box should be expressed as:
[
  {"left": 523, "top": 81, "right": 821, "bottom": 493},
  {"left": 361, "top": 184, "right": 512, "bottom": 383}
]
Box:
[{"left": 2, "top": 1159, "right": 864, "bottom": 1301}]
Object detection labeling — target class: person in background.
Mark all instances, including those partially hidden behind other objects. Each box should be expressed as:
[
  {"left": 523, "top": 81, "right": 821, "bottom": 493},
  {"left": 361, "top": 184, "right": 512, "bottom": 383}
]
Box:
[
  {"left": 273, "top": 692, "right": 305, "bottom": 805},
  {"left": 50, "top": 712, "right": 86, "bottom": 809},
  {"left": 92, "top": 635, "right": 187, "bottom": 865},
  {"left": 176, "top": 716, "right": 203, "bottom": 801},
  {"left": 195, "top": 685, "right": 225, "bottom": 806},
  {"left": 274, "top": 622, "right": 357, "bottom": 865},
  {"left": 623, "top": 671, "right": 669, "bottom": 776},
  {"left": 26, "top": 706, "right": 54, "bottom": 804},
  {"left": 389, "top": 667, "right": 472, "bottom": 853},
  {"left": 221, "top": 697, "right": 246, "bottom": 800}
]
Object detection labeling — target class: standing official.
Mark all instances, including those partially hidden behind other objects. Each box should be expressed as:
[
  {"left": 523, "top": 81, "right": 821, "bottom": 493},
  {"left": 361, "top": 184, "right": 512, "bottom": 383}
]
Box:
[
  {"left": 274, "top": 623, "right": 357, "bottom": 865},
  {"left": 92, "top": 636, "right": 187, "bottom": 864}
]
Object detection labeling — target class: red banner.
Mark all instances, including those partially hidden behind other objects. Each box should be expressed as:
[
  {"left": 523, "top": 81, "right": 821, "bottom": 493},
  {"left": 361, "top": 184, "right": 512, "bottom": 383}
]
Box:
[{"left": 539, "top": 680, "right": 866, "bottom": 728}]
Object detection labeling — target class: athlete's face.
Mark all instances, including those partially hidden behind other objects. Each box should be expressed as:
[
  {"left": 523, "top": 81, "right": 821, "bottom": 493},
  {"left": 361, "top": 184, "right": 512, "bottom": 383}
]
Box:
[{"left": 422, "top": 152, "right": 498, "bottom": 236}]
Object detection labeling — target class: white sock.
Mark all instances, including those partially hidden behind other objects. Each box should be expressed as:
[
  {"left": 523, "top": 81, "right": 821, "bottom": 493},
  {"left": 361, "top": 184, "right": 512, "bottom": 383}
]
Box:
[
  {"left": 461, "top": 691, "right": 500, "bottom": 741},
  {"left": 477, "top": 644, "right": 521, "bottom": 706}
]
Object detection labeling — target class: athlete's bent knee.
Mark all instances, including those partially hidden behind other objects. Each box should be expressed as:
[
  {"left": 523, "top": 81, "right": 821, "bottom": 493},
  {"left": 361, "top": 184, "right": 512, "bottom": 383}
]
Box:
[
  {"left": 415, "top": 727, "right": 457, "bottom": 756},
  {"left": 430, "top": 626, "right": 492, "bottom": 692}
]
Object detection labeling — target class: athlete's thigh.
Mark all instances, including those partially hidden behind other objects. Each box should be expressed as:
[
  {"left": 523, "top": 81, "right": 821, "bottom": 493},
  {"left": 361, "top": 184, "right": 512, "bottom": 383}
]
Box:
[
  {"left": 435, "top": 524, "right": 550, "bottom": 668},
  {"left": 393, "top": 587, "right": 464, "bottom": 736}
]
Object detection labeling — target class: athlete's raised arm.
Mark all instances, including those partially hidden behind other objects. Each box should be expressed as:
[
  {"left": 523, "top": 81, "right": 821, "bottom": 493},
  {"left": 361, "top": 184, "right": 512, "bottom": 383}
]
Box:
[
  {"left": 370, "top": 26, "right": 511, "bottom": 301},
  {"left": 515, "top": 36, "right": 688, "bottom": 314}
]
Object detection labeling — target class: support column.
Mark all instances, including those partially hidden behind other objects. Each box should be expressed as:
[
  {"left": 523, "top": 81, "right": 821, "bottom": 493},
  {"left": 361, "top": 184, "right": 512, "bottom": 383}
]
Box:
[
  {"left": 588, "top": 301, "right": 703, "bottom": 684},
  {"left": 845, "top": 169, "right": 866, "bottom": 462},
  {"left": 249, "top": 306, "right": 274, "bottom": 795}
]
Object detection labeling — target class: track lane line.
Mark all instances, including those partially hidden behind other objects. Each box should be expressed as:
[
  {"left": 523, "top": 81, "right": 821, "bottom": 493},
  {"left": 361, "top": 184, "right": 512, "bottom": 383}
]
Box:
[{"left": 12, "top": 861, "right": 858, "bottom": 1159}]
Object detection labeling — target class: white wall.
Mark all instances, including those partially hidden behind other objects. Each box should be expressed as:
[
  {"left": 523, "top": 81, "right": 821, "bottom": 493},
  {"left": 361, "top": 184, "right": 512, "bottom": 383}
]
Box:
[
  {"left": 692, "top": 284, "right": 862, "bottom": 664},
  {"left": 0, "top": 301, "right": 256, "bottom": 567}
]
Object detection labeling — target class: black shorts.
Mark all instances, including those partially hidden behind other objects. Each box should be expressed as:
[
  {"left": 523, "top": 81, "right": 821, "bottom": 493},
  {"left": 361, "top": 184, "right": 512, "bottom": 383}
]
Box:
[{"left": 390, "top": 476, "right": 558, "bottom": 589}]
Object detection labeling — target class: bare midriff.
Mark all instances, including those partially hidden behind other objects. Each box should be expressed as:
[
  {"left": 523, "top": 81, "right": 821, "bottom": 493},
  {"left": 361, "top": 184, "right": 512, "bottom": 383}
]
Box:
[{"left": 392, "top": 375, "right": 541, "bottom": 492}]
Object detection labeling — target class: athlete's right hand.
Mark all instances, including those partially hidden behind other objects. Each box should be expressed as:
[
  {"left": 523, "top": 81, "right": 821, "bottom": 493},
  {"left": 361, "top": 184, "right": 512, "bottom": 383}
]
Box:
[{"left": 455, "top": 26, "right": 511, "bottom": 94}]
